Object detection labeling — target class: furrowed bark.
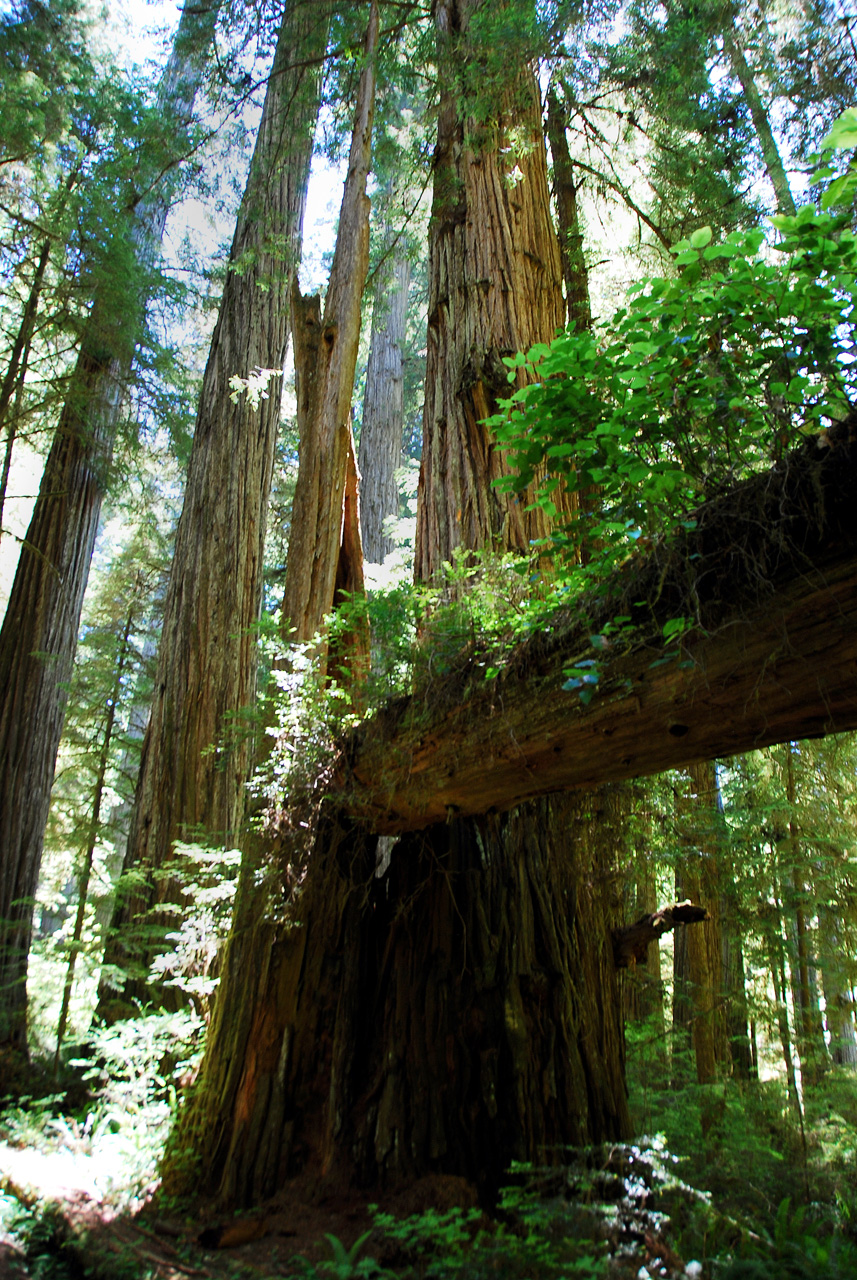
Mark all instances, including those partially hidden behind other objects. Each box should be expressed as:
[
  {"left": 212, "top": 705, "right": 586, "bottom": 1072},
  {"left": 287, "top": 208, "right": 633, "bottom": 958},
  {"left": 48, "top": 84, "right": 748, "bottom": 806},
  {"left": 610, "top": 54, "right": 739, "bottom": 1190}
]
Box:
[
  {"left": 279, "top": 0, "right": 377, "bottom": 656},
  {"left": 0, "top": 0, "right": 219, "bottom": 1049},
  {"left": 98, "top": 0, "right": 331, "bottom": 1018},
  {"left": 414, "top": 0, "right": 571, "bottom": 581},
  {"left": 358, "top": 246, "right": 411, "bottom": 562}
]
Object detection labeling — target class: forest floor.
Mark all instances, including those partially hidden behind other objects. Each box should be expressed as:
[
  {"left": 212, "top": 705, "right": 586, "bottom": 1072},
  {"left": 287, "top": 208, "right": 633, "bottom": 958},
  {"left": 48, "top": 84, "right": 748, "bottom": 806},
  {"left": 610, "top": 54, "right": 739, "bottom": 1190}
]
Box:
[{"left": 0, "top": 1143, "right": 702, "bottom": 1279}]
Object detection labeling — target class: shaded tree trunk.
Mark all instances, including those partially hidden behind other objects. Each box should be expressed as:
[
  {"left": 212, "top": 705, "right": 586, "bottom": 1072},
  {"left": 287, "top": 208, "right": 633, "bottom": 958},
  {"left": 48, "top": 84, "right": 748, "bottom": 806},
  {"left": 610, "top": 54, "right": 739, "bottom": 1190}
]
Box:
[
  {"left": 97, "top": 0, "right": 331, "bottom": 1019},
  {"left": 545, "top": 85, "right": 591, "bottom": 333},
  {"left": 0, "top": 0, "right": 219, "bottom": 1051},
  {"left": 782, "top": 747, "right": 828, "bottom": 1087},
  {"left": 764, "top": 899, "right": 803, "bottom": 1117},
  {"left": 673, "top": 762, "right": 729, "bottom": 1131},
  {"left": 165, "top": 0, "right": 629, "bottom": 1211},
  {"left": 358, "top": 245, "right": 411, "bottom": 563},
  {"left": 54, "top": 593, "right": 140, "bottom": 1069},
  {"left": 166, "top": 787, "right": 627, "bottom": 1207}
]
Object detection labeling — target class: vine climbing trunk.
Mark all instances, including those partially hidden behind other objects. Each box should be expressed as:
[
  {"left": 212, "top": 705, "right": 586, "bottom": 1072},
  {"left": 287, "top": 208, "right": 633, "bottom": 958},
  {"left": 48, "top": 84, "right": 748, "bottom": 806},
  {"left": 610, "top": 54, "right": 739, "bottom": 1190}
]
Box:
[
  {"left": 0, "top": 0, "right": 220, "bottom": 1053},
  {"left": 97, "top": 0, "right": 331, "bottom": 1019}
]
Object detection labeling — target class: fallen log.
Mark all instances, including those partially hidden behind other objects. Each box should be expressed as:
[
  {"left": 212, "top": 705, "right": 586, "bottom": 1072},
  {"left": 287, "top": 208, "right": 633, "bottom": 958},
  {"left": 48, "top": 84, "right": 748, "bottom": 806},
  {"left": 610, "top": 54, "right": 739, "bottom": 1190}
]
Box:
[
  {"left": 611, "top": 900, "right": 709, "bottom": 969},
  {"left": 333, "top": 421, "right": 857, "bottom": 832}
]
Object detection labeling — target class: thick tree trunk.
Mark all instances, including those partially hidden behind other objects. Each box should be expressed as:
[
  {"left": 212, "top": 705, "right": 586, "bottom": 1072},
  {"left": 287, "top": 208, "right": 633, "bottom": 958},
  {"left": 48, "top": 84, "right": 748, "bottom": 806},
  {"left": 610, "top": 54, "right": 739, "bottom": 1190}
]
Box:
[
  {"left": 98, "top": 0, "right": 330, "bottom": 1019},
  {"left": 412, "top": 0, "right": 626, "bottom": 1176},
  {"left": 0, "top": 0, "right": 219, "bottom": 1052},
  {"left": 358, "top": 247, "right": 411, "bottom": 563},
  {"left": 414, "top": 0, "right": 571, "bottom": 581},
  {"left": 279, "top": 1, "right": 376, "bottom": 658},
  {"left": 166, "top": 789, "right": 628, "bottom": 1206},
  {"left": 167, "top": 0, "right": 629, "bottom": 1209}
]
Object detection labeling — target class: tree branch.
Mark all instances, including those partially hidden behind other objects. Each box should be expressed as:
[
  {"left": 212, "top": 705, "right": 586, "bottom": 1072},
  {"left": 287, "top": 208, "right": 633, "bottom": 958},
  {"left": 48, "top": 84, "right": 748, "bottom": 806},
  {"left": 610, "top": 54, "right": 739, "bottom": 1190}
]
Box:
[{"left": 612, "top": 900, "right": 708, "bottom": 969}]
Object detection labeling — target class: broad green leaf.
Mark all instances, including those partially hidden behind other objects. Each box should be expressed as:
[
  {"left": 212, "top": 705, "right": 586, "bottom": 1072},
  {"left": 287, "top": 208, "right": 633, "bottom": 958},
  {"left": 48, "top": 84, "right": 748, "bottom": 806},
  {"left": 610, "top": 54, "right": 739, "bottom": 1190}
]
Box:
[{"left": 690, "top": 226, "right": 713, "bottom": 249}]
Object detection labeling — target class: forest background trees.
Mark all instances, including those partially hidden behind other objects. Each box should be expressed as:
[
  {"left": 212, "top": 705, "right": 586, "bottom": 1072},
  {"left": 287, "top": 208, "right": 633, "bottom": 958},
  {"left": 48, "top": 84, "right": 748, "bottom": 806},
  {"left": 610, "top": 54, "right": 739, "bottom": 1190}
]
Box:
[{"left": 1, "top": 0, "right": 856, "bottom": 1264}]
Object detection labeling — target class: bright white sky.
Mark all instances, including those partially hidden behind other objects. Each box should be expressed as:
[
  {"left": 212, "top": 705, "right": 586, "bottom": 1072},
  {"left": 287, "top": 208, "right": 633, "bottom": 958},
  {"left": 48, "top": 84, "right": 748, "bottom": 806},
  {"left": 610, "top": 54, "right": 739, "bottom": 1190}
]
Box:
[{"left": 0, "top": 0, "right": 342, "bottom": 610}]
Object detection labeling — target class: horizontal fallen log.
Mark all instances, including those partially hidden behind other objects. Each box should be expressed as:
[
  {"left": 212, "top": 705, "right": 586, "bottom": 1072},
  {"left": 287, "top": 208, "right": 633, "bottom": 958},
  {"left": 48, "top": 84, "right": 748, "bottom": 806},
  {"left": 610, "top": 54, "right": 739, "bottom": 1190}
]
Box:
[
  {"left": 612, "top": 901, "right": 709, "bottom": 969},
  {"left": 331, "top": 421, "right": 857, "bottom": 834}
]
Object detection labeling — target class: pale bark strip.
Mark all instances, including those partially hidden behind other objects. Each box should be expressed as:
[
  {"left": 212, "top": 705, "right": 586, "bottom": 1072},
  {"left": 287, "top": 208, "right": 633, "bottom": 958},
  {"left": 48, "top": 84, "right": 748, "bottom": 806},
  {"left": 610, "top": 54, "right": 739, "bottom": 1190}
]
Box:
[
  {"left": 415, "top": 0, "right": 570, "bottom": 582},
  {"left": 358, "top": 248, "right": 411, "bottom": 563},
  {"left": 0, "top": 0, "right": 220, "bottom": 1051},
  {"left": 340, "top": 427, "right": 857, "bottom": 833},
  {"left": 97, "top": 1, "right": 332, "bottom": 1018},
  {"left": 278, "top": 0, "right": 377, "bottom": 656}
]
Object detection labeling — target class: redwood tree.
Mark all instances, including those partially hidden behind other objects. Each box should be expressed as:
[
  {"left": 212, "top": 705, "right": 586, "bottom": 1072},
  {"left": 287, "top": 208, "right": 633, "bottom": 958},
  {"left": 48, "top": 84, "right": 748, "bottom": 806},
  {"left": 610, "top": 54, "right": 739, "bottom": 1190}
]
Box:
[
  {"left": 0, "top": 0, "right": 219, "bottom": 1052},
  {"left": 164, "top": 0, "right": 631, "bottom": 1211},
  {"left": 98, "top": 0, "right": 332, "bottom": 1017}
]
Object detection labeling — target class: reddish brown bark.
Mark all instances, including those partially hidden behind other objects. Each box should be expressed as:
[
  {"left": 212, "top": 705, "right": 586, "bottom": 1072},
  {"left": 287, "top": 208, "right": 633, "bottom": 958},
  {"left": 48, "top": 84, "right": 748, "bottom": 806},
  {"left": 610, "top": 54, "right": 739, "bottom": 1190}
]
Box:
[
  {"left": 98, "top": 0, "right": 330, "bottom": 1017},
  {"left": 414, "top": 0, "right": 571, "bottom": 581},
  {"left": 279, "top": 0, "right": 376, "bottom": 660}
]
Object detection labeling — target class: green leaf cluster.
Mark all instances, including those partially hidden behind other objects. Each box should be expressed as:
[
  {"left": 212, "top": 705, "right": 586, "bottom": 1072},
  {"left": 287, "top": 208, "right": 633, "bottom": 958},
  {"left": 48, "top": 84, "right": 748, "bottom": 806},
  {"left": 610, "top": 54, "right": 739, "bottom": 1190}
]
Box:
[{"left": 488, "top": 208, "right": 857, "bottom": 581}]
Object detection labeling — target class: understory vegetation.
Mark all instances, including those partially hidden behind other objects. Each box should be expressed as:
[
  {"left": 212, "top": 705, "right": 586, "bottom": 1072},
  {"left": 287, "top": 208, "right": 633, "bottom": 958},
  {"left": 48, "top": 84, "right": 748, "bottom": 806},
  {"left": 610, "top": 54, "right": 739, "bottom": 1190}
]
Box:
[{"left": 2, "top": 0, "right": 857, "bottom": 1276}]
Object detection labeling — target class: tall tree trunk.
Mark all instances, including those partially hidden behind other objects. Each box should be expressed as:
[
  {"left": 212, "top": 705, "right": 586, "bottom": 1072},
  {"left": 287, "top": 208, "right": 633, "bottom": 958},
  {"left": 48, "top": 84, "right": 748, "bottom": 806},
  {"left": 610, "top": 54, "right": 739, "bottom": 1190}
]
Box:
[
  {"left": 412, "top": 0, "right": 628, "bottom": 1166},
  {"left": 545, "top": 85, "right": 591, "bottom": 333},
  {"left": 414, "top": 0, "right": 572, "bottom": 582},
  {"left": 97, "top": 0, "right": 331, "bottom": 1020},
  {"left": 0, "top": 239, "right": 50, "bottom": 544},
  {"left": 821, "top": 946, "right": 857, "bottom": 1069},
  {"left": 0, "top": 0, "right": 219, "bottom": 1053},
  {"left": 765, "top": 897, "right": 803, "bottom": 1117},
  {"left": 721, "top": 888, "right": 754, "bottom": 1080},
  {"left": 782, "top": 746, "right": 828, "bottom": 1086},
  {"left": 163, "top": 2, "right": 381, "bottom": 1203},
  {"left": 673, "top": 762, "right": 729, "bottom": 1119},
  {"left": 54, "top": 595, "right": 139, "bottom": 1069},
  {"left": 722, "top": 25, "right": 797, "bottom": 218},
  {"left": 358, "top": 246, "right": 411, "bottom": 562},
  {"left": 164, "top": 0, "right": 630, "bottom": 1211}
]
